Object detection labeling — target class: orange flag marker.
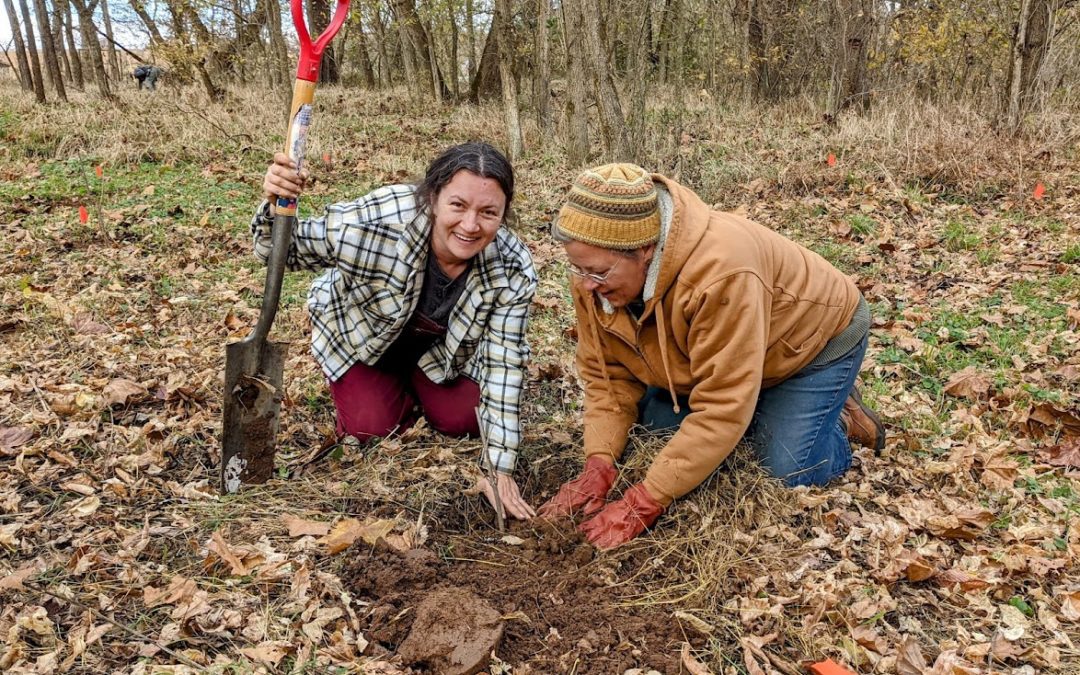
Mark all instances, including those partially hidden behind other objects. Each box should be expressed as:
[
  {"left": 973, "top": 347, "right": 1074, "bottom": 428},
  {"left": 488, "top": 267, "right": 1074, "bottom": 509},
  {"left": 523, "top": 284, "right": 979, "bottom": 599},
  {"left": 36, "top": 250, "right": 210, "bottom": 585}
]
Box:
[
  {"left": 95, "top": 164, "right": 103, "bottom": 179},
  {"left": 808, "top": 659, "right": 856, "bottom": 675},
  {"left": 827, "top": 153, "right": 837, "bottom": 167},
  {"left": 78, "top": 206, "right": 89, "bottom": 224},
  {"left": 1033, "top": 182, "right": 1045, "bottom": 200}
]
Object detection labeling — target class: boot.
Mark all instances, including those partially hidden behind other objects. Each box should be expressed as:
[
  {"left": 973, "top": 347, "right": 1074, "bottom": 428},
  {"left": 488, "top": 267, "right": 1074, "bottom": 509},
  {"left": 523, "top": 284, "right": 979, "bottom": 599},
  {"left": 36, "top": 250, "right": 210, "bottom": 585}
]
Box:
[{"left": 841, "top": 388, "right": 886, "bottom": 452}]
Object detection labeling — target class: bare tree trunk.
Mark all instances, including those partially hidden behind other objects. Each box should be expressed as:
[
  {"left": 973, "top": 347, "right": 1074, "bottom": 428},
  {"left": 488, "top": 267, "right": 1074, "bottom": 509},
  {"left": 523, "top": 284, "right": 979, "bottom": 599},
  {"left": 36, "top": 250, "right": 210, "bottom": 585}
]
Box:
[
  {"left": 447, "top": 0, "right": 459, "bottom": 98},
  {"left": 61, "top": 0, "right": 84, "bottom": 88},
  {"left": 395, "top": 10, "right": 422, "bottom": 96},
  {"left": 355, "top": 17, "right": 377, "bottom": 87},
  {"left": 391, "top": 0, "right": 430, "bottom": 95},
  {"left": 826, "top": 0, "right": 873, "bottom": 121},
  {"left": 493, "top": 0, "right": 523, "bottom": 159},
  {"left": 264, "top": 0, "right": 289, "bottom": 87},
  {"left": 464, "top": 0, "right": 477, "bottom": 82},
  {"left": 368, "top": 2, "right": 393, "bottom": 86},
  {"left": 99, "top": 0, "right": 121, "bottom": 80},
  {"left": 50, "top": 1, "right": 72, "bottom": 84},
  {"left": 655, "top": 0, "right": 674, "bottom": 83},
  {"left": 749, "top": 0, "right": 768, "bottom": 97},
  {"left": 2, "top": 0, "right": 34, "bottom": 89},
  {"left": 33, "top": 0, "right": 67, "bottom": 100},
  {"left": 421, "top": 0, "right": 443, "bottom": 102},
  {"left": 164, "top": 0, "right": 224, "bottom": 99},
  {"left": 574, "top": 0, "right": 628, "bottom": 159},
  {"left": 307, "top": 0, "right": 341, "bottom": 83},
  {"left": 128, "top": 0, "right": 165, "bottom": 44},
  {"left": 469, "top": 21, "right": 500, "bottom": 101},
  {"left": 18, "top": 0, "right": 46, "bottom": 102},
  {"left": 561, "top": 0, "right": 588, "bottom": 166},
  {"left": 534, "top": 0, "right": 552, "bottom": 134},
  {"left": 733, "top": 0, "right": 751, "bottom": 98},
  {"left": 71, "top": 0, "right": 112, "bottom": 99},
  {"left": 1004, "top": 0, "right": 1055, "bottom": 133},
  {"left": 625, "top": 9, "right": 649, "bottom": 160},
  {"left": 390, "top": 0, "right": 447, "bottom": 99}
]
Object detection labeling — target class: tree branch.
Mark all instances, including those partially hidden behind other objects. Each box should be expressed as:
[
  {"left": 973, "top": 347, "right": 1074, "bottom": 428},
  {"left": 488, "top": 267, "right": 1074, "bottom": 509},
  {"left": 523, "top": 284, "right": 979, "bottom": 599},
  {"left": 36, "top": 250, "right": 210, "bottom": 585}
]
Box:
[{"left": 94, "top": 24, "right": 148, "bottom": 64}]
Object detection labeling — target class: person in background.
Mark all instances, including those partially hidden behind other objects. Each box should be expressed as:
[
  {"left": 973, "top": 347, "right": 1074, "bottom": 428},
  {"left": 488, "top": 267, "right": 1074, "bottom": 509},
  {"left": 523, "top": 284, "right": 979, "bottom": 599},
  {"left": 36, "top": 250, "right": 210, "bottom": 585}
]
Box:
[
  {"left": 133, "top": 65, "right": 162, "bottom": 90},
  {"left": 538, "top": 163, "right": 885, "bottom": 548},
  {"left": 256, "top": 141, "right": 538, "bottom": 520}
]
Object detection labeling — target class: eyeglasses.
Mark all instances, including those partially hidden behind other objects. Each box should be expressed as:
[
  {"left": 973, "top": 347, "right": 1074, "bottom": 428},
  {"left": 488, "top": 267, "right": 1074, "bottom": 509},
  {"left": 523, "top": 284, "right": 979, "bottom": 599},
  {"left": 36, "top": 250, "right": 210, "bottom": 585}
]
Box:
[{"left": 568, "top": 258, "right": 621, "bottom": 285}]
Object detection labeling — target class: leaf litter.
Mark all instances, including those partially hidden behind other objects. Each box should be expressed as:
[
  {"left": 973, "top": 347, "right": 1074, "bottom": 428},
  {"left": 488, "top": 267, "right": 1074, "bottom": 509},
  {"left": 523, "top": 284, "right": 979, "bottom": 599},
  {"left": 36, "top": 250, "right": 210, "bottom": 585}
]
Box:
[{"left": 0, "top": 84, "right": 1078, "bottom": 673}]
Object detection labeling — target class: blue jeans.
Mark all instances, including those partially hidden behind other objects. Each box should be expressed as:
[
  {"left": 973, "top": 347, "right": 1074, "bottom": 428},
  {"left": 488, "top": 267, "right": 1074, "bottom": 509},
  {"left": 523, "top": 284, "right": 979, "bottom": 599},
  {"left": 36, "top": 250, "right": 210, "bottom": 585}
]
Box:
[{"left": 637, "top": 334, "right": 866, "bottom": 487}]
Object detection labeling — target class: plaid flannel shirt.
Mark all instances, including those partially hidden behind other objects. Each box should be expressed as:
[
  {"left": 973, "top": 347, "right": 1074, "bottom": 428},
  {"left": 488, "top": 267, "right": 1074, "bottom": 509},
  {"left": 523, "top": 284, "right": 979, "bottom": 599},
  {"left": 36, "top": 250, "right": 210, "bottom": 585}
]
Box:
[{"left": 251, "top": 184, "right": 537, "bottom": 472}]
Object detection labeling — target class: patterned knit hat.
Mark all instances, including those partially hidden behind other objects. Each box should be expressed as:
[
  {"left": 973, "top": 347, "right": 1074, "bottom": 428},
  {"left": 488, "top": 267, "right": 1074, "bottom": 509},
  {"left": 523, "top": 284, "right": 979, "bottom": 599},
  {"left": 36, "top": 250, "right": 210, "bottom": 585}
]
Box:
[{"left": 554, "top": 163, "right": 660, "bottom": 250}]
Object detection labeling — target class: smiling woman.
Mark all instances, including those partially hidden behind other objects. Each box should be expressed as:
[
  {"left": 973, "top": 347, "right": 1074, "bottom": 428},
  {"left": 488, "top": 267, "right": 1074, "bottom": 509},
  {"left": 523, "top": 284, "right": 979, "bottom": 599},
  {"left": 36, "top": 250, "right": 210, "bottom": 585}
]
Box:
[{"left": 254, "top": 141, "right": 538, "bottom": 521}]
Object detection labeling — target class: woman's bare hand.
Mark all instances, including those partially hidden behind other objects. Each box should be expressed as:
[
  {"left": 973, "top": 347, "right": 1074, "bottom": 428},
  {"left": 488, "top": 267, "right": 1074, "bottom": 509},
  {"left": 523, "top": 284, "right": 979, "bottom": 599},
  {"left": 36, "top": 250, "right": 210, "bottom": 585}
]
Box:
[
  {"left": 262, "top": 152, "right": 309, "bottom": 202},
  {"left": 480, "top": 473, "right": 536, "bottom": 520}
]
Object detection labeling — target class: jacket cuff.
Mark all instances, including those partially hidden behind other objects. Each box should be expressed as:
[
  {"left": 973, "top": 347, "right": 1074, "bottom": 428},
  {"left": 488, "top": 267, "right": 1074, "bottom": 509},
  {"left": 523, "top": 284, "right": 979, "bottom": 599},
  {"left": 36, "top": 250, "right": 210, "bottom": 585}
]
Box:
[{"left": 485, "top": 447, "right": 517, "bottom": 474}]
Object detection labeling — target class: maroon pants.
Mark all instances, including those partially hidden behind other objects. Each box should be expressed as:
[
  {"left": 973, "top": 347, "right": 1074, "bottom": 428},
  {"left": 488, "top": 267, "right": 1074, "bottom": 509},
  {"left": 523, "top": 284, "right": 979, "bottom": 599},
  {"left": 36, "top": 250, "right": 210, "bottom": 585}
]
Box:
[{"left": 328, "top": 361, "right": 481, "bottom": 441}]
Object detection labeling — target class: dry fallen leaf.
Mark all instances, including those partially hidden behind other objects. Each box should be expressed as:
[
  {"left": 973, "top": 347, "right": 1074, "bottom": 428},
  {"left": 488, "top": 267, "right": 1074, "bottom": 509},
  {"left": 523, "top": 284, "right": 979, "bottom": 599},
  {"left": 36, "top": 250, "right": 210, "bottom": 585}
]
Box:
[
  {"left": 102, "top": 378, "right": 147, "bottom": 407},
  {"left": 240, "top": 640, "right": 293, "bottom": 666},
  {"left": 207, "top": 530, "right": 248, "bottom": 576},
  {"left": 1042, "top": 437, "right": 1080, "bottom": 468},
  {"left": 674, "top": 610, "right": 715, "bottom": 635},
  {"left": 943, "top": 367, "right": 992, "bottom": 400},
  {"left": 67, "top": 495, "right": 101, "bottom": 519},
  {"left": 0, "top": 426, "right": 34, "bottom": 452},
  {"left": 320, "top": 518, "right": 395, "bottom": 554},
  {"left": 144, "top": 576, "right": 198, "bottom": 608},
  {"left": 682, "top": 642, "right": 714, "bottom": 675},
  {"left": 896, "top": 635, "right": 928, "bottom": 675},
  {"left": 1060, "top": 590, "right": 1080, "bottom": 622},
  {"left": 282, "top": 515, "right": 331, "bottom": 538},
  {"left": 0, "top": 561, "right": 44, "bottom": 591}
]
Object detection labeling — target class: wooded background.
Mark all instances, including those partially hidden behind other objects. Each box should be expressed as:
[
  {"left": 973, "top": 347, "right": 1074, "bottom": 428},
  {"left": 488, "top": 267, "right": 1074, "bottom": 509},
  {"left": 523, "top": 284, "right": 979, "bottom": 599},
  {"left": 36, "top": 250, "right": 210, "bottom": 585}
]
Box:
[{"left": 3, "top": 0, "right": 1079, "bottom": 159}]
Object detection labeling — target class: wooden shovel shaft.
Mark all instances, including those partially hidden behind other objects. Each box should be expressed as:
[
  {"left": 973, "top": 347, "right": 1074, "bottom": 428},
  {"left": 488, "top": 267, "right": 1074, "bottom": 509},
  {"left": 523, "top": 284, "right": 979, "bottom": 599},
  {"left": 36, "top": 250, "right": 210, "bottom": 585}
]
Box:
[
  {"left": 252, "top": 79, "right": 316, "bottom": 342},
  {"left": 219, "top": 78, "right": 320, "bottom": 495}
]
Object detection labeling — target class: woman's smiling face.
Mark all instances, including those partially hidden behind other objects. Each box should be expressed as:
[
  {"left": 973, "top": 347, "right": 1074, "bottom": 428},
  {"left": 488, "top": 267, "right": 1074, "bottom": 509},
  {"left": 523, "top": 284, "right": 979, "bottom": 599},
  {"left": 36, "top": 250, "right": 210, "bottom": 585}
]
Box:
[{"left": 429, "top": 170, "right": 507, "bottom": 273}]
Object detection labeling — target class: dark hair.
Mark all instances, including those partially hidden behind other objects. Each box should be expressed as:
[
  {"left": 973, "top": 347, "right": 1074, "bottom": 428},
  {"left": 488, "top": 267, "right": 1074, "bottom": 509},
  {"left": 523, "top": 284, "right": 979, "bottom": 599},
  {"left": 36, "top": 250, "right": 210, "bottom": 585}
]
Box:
[{"left": 416, "top": 142, "right": 515, "bottom": 216}]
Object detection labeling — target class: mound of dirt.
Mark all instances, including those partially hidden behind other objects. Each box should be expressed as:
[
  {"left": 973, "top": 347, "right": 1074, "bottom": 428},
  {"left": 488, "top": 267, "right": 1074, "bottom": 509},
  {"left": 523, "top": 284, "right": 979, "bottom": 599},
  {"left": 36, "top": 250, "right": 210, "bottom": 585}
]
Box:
[
  {"left": 343, "top": 519, "right": 701, "bottom": 673},
  {"left": 396, "top": 588, "right": 504, "bottom": 675}
]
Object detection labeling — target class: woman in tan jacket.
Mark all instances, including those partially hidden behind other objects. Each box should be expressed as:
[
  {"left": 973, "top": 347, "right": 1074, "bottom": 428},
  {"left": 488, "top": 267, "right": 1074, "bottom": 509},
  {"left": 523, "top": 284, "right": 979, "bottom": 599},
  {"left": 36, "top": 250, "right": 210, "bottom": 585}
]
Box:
[{"left": 538, "top": 163, "right": 885, "bottom": 548}]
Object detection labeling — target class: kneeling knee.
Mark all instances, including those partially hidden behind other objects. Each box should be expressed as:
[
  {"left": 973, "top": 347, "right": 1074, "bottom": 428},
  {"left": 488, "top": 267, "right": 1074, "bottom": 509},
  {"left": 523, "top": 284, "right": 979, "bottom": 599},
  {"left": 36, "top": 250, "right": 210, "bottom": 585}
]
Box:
[{"left": 426, "top": 413, "right": 479, "bottom": 438}]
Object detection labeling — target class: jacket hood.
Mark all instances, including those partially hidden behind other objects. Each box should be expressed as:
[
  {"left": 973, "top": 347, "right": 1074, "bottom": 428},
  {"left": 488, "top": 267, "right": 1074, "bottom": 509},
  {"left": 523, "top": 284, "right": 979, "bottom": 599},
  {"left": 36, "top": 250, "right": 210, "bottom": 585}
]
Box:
[{"left": 642, "top": 175, "right": 711, "bottom": 316}]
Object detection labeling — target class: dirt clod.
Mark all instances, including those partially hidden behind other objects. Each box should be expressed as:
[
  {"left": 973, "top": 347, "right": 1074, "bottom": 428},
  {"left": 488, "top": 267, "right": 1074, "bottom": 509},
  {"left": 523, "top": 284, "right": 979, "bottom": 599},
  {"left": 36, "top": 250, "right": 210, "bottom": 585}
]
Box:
[{"left": 396, "top": 588, "right": 504, "bottom": 675}]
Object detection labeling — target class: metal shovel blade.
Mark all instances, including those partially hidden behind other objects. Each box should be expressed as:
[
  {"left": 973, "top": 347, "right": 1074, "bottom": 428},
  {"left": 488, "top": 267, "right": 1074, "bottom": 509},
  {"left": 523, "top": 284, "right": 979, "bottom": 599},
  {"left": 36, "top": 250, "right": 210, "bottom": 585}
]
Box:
[
  {"left": 221, "top": 337, "right": 286, "bottom": 493},
  {"left": 220, "top": 211, "right": 293, "bottom": 494}
]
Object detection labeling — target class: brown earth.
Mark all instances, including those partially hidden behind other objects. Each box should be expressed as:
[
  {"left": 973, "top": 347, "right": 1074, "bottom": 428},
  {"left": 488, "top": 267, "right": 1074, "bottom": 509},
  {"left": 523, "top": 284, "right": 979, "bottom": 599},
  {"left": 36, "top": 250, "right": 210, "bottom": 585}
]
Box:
[
  {"left": 342, "top": 516, "right": 703, "bottom": 674},
  {"left": 396, "top": 587, "right": 504, "bottom": 675}
]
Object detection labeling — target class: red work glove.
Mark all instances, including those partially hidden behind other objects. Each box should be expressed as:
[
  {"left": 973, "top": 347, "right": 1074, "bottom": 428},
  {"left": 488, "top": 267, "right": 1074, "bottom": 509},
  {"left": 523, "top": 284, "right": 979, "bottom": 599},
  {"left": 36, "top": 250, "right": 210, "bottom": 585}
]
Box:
[
  {"left": 579, "top": 483, "right": 665, "bottom": 549},
  {"left": 537, "top": 456, "right": 617, "bottom": 518}
]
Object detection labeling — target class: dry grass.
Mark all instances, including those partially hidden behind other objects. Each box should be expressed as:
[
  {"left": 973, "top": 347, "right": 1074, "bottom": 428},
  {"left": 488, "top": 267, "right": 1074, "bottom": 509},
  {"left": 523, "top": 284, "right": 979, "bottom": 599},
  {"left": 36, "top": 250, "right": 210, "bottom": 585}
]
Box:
[{"left": 2, "top": 78, "right": 1079, "bottom": 673}]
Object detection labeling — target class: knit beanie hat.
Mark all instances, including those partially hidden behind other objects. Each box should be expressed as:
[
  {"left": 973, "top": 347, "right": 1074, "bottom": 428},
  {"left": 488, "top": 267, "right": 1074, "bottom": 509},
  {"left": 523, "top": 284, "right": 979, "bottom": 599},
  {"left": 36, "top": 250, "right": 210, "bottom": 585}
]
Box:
[{"left": 554, "top": 163, "right": 661, "bottom": 250}]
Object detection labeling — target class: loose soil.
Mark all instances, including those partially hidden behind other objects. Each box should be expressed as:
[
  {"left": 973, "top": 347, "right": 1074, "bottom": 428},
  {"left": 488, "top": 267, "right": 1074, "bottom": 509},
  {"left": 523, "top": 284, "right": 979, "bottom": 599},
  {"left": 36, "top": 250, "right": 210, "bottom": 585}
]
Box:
[
  {"left": 342, "top": 518, "right": 703, "bottom": 674},
  {"left": 335, "top": 447, "right": 708, "bottom": 673}
]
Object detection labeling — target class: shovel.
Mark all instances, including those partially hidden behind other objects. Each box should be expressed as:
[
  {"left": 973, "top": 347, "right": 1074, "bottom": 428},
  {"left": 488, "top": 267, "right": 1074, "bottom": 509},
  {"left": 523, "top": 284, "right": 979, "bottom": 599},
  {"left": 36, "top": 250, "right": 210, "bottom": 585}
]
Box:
[{"left": 221, "top": 0, "right": 351, "bottom": 494}]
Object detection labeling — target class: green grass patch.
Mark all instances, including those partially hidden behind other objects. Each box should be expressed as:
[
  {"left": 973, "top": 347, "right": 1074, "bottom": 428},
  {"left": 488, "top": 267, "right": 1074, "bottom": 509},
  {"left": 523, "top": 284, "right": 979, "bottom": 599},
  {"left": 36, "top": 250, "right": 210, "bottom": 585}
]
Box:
[
  {"left": 943, "top": 218, "right": 981, "bottom": 251},
  {"left": 1062, "top": 244, "right": 1080, "bottom": 264},
  {"left": 846, "top": 212, "right": 876, "bottom": 237}
]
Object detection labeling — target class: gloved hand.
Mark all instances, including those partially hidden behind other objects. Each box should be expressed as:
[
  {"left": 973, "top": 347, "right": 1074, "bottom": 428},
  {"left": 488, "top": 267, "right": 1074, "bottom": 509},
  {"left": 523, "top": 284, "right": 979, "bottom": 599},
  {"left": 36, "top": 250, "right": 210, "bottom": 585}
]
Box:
[
  {"left": 579, "top": 483, "right": 665, "bottom": 549},
  {"left": 537, "top": 456, "right": 617, "bottom": 519}
]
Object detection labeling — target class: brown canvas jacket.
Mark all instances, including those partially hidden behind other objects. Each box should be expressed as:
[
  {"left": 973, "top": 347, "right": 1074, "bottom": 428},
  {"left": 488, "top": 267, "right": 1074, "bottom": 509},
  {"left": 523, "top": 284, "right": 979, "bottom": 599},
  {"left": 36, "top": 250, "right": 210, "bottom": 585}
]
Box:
[{"left": 573, "top": 175, "right": 861, "bottom": 504}]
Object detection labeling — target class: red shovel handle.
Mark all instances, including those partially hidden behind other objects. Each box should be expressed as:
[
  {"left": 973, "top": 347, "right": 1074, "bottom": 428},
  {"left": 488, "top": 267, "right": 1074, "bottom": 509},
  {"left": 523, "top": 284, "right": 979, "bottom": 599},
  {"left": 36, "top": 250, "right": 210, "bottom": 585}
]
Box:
[{"left": 291, "top": 0, "right": 351, "bottom": 82}]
